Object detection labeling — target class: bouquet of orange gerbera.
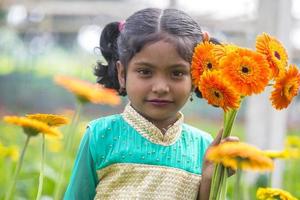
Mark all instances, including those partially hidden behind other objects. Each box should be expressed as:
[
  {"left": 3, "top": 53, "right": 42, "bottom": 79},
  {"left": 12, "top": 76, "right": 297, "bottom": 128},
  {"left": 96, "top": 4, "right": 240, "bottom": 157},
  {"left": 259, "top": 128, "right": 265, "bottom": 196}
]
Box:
[{"left": 191, "top": 33, "right": 300, "bottom": 200}]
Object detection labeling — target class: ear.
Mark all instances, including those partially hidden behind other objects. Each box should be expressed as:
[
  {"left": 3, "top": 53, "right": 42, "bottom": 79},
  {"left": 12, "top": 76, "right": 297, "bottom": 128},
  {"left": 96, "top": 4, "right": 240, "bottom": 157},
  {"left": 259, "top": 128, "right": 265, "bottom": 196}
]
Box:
[{"left": 117, "top": 61, "right": 126, "bottom": 88}]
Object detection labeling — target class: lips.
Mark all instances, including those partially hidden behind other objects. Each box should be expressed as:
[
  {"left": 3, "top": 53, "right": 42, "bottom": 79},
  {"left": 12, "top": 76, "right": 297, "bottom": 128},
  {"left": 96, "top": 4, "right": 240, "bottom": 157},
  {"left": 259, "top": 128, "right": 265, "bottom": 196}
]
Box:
[{"left": 146, "top": 99, "right": 173, "bottom": 106}]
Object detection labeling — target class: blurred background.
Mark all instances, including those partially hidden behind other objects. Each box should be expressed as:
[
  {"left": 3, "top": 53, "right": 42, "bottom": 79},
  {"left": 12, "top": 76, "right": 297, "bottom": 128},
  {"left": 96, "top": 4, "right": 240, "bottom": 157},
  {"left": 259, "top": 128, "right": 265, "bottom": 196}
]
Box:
[{"left": 0, "top": 0, "right": 300, "bottom": 199}]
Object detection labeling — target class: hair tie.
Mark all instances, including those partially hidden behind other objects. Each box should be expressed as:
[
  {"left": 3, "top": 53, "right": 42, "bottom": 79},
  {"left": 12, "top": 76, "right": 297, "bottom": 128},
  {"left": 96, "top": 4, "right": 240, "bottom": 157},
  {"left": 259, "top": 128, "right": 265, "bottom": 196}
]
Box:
[
  {"left": 118, "top": 20, "right": 126, "bottom": 32},
  {"left": 202, "top": 31, "right": 210, "bottom": 41}
]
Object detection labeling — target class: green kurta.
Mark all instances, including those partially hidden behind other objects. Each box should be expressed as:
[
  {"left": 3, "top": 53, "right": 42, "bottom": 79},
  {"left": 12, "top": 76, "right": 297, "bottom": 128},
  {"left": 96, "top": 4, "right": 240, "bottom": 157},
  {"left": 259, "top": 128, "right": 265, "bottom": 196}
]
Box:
[{"left": 64, "top": 104, "right": 212, "bottom": 200}]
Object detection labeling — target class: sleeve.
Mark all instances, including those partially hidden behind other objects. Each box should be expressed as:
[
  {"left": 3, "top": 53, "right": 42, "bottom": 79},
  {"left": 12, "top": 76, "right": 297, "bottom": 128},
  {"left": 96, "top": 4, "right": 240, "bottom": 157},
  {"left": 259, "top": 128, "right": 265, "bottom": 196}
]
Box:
[{"left": 64, "top": 127, "right": 98, "bottom": 200}]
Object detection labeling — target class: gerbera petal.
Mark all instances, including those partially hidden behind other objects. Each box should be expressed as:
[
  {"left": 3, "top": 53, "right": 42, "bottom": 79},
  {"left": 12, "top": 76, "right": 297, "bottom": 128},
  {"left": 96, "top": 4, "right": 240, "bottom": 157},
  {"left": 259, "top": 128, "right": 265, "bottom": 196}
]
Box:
[
  {"left": 213, "top": 43, "right": 239, "bottom": 61},
  {"left": 26, "top": 113, "right": 69, "bottom": 127},
  {"left": 257, "top": 187, "right": 298, "bottom": 200}
]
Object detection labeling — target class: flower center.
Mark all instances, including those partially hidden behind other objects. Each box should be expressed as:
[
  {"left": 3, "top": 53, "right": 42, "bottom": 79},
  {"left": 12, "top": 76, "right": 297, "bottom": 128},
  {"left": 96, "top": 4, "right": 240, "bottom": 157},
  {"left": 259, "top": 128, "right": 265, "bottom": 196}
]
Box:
[
  {"left": 207, "top": 62, "right": 213, "bottom": 69},
  {"left": 214, "top": 91, "right": 221, "bottom": 98},
  {"left": 274, "top": 51, "right": 281, "bottom": 60},
  {"left": 284, "top": 83, "right": 296, "bottom": 100},
  {"left": 241, "top": 66, "right": 249, "bottom": 74}
]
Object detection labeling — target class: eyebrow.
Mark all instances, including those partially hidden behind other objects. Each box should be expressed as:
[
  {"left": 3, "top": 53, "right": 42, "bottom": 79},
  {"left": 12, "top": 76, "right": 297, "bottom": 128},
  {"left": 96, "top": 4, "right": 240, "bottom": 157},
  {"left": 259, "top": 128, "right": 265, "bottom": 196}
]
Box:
[{"left": 134, "top": 61, "right": 189, "bottom": 69}]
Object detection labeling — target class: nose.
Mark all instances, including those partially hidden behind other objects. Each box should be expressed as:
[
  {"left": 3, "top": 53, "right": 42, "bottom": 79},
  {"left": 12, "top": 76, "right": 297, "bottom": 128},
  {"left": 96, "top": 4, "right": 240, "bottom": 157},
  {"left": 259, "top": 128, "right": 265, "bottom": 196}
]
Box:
[{"left": 151, "top": 78, "right": 170, "bottom": 94}]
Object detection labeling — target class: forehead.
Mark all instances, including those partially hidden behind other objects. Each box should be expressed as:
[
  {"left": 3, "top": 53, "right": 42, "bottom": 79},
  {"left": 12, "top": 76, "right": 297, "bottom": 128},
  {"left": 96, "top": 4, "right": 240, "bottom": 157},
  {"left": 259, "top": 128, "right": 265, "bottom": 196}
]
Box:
[{"left": 129, "top": 40, "right": 190, "bottom": 68}]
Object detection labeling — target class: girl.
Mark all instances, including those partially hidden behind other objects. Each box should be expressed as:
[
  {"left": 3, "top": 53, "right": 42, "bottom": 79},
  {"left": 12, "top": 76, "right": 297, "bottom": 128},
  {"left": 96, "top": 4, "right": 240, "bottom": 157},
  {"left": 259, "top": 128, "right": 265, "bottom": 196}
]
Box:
[{"left": 65, "top": 8, "right": 231, "bottom": 200}]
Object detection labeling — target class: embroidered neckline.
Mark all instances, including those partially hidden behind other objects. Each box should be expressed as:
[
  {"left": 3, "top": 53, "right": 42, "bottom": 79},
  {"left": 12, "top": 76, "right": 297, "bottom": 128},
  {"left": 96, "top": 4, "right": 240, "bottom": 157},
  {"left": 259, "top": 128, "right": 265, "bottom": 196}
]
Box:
[{"left": 121, "top": 103, "right": 183, "bottom": 146}]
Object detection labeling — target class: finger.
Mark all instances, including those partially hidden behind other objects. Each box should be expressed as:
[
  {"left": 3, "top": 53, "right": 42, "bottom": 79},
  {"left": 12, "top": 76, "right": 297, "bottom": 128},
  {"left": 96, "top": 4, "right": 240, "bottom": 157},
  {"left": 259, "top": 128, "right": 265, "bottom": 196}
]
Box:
[
  {"left": 221, "top": 136, "right": 240, "bottom": 144},
  {"left": 210, "top": 128, "right": 223, "bottom": 146}
]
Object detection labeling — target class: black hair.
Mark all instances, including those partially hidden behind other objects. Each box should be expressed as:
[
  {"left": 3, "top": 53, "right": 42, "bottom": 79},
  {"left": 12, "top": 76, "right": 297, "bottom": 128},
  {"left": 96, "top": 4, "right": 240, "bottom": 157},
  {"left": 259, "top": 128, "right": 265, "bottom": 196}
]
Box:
[{"left": 95, "top": 8, "right": 212, "bottom": 96}]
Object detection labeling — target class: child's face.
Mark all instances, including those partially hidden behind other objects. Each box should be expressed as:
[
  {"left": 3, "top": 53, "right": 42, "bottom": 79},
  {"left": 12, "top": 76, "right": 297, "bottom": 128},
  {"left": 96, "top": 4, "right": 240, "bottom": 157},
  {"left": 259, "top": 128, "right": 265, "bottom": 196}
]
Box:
[{"left": 118, "top": 40, "right": 192, "bottom": 126}]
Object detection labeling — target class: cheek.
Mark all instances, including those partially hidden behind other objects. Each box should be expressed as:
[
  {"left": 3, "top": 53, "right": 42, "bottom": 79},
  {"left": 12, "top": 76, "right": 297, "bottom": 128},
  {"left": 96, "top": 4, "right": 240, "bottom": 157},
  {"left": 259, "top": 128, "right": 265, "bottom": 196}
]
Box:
[
  {"left": 173, "top": 82, "right": 192, "bottom": 98},
  {"left": 125, "top": 77, "right": 148, "bottom": 95}
]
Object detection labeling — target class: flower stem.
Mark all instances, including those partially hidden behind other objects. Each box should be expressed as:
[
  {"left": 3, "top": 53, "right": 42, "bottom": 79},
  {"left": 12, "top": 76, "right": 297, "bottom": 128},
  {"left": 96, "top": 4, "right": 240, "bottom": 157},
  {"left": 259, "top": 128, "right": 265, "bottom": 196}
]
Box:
[
  {"left": 36, "top": 134, "right": 45, "bottom": 200},
  {"left": 209, "top": 108, "right": 240, "bottom": 200},
  {"left": 209, "top": 164, "right": 220, "bottom": 200},
  {"left": 5, "top": 135, "right": 31, "bottom": 200},
  {"left": 219, "top": 167, "right": 228, "bottom": 200},
  {"left": 222, "top": 109, "right": 238, "bottom": 139},
  {"left": 234, "top": 168, "right": 242, "bottom": 200},
  {"left": 54, "top": 102, "right": 82, "bottom": 200},
  {"left": 267, "top": 171, "right": 273, "bottom": 187}
]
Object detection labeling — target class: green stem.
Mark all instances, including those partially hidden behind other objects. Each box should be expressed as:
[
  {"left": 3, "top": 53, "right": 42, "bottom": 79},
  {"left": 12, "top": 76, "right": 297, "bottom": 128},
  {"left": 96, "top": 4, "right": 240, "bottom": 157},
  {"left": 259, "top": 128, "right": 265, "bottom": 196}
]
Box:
[
  {"left": 209, "top": 164, "right": 221, "bottom": 200},
  {"left": 220, "top": 167, "right": 228, "bottom": 200},
  {"left": 215, "top": 165, "right": 225, "bottom": 200},
  {"left": 54, "top": 102, "right": 82, "bottom": 200},
  {"left": 222, "top": 109, "right": 238, "bottom": 139},
  {"left": 36, "top": 134, "right": 45, "bottom": 200},
  {"left": 235, "top": 168, "right": 242, "bottom": 200},
  {"left": 267, "top": 171, "right": 272, "bottom": 187},
  {"left": 209, "top": 109, "right": 239, "bottom": 200},
  {"left": 5, "top": 135, "right": 31, "bottom": 200}
]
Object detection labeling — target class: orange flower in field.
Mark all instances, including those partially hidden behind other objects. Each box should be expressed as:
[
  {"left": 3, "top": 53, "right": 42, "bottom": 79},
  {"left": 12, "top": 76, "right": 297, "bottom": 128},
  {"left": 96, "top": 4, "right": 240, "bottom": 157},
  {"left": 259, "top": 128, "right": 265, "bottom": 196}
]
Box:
[
  {"left": 26, "top": 114, "right": 69, "bottom": 127},
  {"left": 54, "top": 75, "right": 121, "bottom": 105},
  {"left": 191, "top": 41, "right": 220, "bottom": 86},
  {"left": 198, "top": 71, "right": 240, "bottom": 112},
  {"left": 220, "top": 48, "right": 271, "bottom": 96},
  {"left": 256, "top": 33, "right": 288, "bottom": 79},
  {"left": 3, "top": 116, "right": 62, "bottom": 138},
  {"left": 207, "top": 142, "right": 274, "bottom": 171},
  {"left": 270, "top": 65, "right": 300, "bottom": 110}
]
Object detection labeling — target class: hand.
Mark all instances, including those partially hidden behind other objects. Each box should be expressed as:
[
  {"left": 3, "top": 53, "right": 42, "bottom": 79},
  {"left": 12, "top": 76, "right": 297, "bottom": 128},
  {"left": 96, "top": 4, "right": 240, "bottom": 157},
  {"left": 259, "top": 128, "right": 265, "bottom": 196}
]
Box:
[{"left": 201, "top": 129, "right": 239, "bottom": 180}]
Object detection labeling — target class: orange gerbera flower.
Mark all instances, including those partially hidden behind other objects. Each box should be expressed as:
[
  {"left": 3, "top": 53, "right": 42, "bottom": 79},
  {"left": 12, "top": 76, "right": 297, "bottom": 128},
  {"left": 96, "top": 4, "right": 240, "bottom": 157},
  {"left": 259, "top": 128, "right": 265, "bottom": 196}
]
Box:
[
  {"left": 213, "top": 43, "right": 239, "bottom": 61},
  {"left": 54, "top": 75, "right": 121, "bottom": 105},
  {"left": 198, "top": 71, "right": 240, "bottom": 112},
  {"left": 207, "top": 141, "right": 274, "bottom": 171},
  {"left": 270, "top": 64, "right": 300, "bottom": 110},
  {"left": 191, "top": 41, "right": 220, "bottom": 87},
  {"left": 220, "top": 48, "right": 271, "bottom": 96},
  {"left": 256, "top": 33, "right": 288, "bottom": 79},
  {"left": 26, "top": 113, "right": 69, "bottom": 127},
  {"left": 3, "top": 116, "right": 62, "bottom": 138}
]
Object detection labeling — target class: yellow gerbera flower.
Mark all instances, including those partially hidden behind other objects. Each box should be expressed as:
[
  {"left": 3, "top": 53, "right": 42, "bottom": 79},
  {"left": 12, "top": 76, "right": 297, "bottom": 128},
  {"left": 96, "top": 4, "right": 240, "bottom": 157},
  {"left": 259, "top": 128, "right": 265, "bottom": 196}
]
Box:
[
  {"left": 257, "top": 187, "right": 298, "bottom": 200},
  {"left": 191, "top": 41, "right": 220, "bottom": 87},
  {"left": 198, "top": 70, "right": 240, "bottom": 112},
  {"left": 220, "top": 47, "right": 271, "bottom": 96},
  {"left": 26, "top": 113, "right": 69, "bottom": 127},
  {"left": 284, "top": 135, "right": 300, "bottom": 159},
  {"left": 3, "top": 116, "right": 62, "bottom": 138},
  {"left": 263, "top": 150, "right": 289, "bottom": 159},
  {"left": 256, "top": 33, "right": 288, "bottom": 79},
  {"left": 285, "top": 135, "right": 300, "bottom": 149},
  {"left": 207, "top": 141, "right": 274, "bottom": 171},
  {"left": 54, "top": 75, "right": 121, "bottom": 105},
  {"left": 270, "top": 64, "right": 300, "bottom": 110},
  {"left": 0, "top": 143, "right": 19, "bottom": 161}
]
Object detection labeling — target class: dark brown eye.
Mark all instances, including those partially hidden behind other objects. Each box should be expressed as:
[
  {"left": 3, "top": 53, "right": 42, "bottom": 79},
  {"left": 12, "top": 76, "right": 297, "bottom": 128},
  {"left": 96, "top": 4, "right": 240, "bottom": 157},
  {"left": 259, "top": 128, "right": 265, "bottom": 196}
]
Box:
[{"left": 137, "top": 69, "right": 152, "bottom": 77}]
